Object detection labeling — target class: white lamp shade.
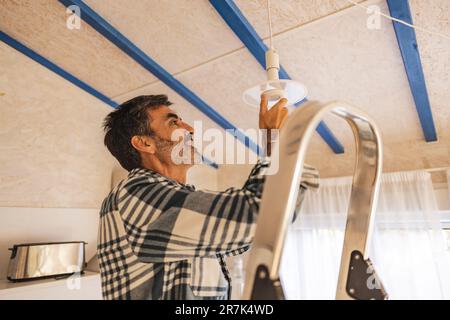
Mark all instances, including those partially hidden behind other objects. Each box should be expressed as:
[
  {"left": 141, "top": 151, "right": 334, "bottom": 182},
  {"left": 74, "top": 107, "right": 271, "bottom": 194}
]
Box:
[{"left": 243, "top": 79, "right": 308, "bottom": 109}]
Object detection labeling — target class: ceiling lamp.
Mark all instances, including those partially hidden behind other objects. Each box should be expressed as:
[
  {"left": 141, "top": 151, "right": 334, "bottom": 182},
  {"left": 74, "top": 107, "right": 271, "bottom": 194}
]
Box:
[{"left": 243, "top": 0, "right": 308, "bottom": 109}]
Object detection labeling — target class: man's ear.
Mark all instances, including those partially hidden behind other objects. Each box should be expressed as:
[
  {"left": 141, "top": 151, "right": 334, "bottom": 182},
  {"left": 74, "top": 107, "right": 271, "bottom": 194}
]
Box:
[{"left": 131, "top": 135, "right": 156, "bottom": 155}]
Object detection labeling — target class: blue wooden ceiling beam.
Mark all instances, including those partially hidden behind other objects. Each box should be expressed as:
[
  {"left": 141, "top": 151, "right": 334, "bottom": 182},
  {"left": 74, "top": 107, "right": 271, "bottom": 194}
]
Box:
[
  {"left": 0, "top": 30, "right": 118, "bottom": 109},
  {"left": 210, "top": 0, "right": 345, "bottom": 154},
  {"left": 58, "top": 0, "right": 261, "bottom": 157},
  {"left": 387, "top": 0, "right": 438, "bottom": 142},
  {"left": 0, "top": 30, "right": 219, "bottom": 169}
]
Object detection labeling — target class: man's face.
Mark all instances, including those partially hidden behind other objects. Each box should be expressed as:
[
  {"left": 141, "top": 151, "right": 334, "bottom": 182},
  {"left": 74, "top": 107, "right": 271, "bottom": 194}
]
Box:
[{"left": 147, "top": 105, "right": 196, "bottom": 165}]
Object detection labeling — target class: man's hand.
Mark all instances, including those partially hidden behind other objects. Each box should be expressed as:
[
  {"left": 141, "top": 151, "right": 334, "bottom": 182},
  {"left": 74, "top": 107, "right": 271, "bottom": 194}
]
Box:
[
  {"left": 259, "top": 95, "right": 289, "bottom": 156},
  {"left": 259, "top": 94, "right": 289, "bottom": 130}
]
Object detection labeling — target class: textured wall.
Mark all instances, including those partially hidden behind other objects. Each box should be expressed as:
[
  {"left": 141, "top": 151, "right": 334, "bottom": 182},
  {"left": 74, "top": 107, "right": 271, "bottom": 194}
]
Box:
[{"left": 0, "top": 42, "right": 115, "bottom": 208}]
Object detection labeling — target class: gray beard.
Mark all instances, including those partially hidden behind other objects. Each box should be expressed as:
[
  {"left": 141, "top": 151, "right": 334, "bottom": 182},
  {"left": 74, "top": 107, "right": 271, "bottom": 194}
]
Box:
[
  {"left": 154, "top": 136, "right": 180, "bottom": 164},
  {"left": 155, "top": 136, "right": 176, "bottom": 152}
]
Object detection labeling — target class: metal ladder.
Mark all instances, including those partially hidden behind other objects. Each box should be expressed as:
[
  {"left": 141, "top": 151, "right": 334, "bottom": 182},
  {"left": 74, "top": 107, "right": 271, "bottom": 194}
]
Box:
[{"left": 243, "top": 101, "right": 388, "bottom": 300}]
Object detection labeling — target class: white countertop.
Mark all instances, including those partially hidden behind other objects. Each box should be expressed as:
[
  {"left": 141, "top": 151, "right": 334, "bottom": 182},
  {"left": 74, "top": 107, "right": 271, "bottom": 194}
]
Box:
[{"left": 0, "top": 271, "right": 102, "bottom": 299}]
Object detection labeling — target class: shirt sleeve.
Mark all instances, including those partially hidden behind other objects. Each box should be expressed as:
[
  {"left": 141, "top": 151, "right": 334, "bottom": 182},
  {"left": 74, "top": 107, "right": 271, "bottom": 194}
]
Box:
[
  {"left": 118, "top": 160, "right": 269, "bottom": 263},
  {"left": 223, "top": 163, "right": 320, "bottom": 257},
  {"left": 118, "top": 160, "right": 319, "bottom": 263}
]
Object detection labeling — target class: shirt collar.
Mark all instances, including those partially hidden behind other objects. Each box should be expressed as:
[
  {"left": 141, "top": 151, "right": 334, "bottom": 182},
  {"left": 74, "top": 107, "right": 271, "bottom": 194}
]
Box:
[{"left": 128, "top": 167, "right": 195, "bottom": 190}]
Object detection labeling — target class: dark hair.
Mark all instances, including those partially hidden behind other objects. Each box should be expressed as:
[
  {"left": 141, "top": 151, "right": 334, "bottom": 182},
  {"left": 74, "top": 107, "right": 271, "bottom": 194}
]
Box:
[{"left": 103, "top": 95, "right": 172, "bottom": 171}]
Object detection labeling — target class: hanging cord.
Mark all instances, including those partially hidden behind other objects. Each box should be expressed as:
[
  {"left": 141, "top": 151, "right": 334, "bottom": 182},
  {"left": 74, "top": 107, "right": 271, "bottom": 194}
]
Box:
[
  {"left": 345, "top": 0, "right": 450, "bottom": 41},
  {"left": 267, "top": 0, "right": 274, "bottom": 49}
]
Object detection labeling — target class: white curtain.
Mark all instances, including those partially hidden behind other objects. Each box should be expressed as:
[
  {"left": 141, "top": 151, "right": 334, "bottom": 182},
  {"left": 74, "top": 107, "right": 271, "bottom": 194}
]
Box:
[
  {"left": 280, "top": 170, "right": 450, "bottom": 300},
  {"left": 448, "top": 170, "right": 450, "bottom": 205}
]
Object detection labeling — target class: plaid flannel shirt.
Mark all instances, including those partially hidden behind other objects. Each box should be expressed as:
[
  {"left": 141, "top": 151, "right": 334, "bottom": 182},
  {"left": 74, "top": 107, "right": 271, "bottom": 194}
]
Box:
[{"left": 97, "top": 160, "right": 319, "bottom": 300}]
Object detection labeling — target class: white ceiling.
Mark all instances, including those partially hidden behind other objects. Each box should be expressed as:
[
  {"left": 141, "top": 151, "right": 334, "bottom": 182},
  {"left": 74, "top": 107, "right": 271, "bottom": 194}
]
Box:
[{"left": 1, "top": 0, "right": 449, "bottom": 179}]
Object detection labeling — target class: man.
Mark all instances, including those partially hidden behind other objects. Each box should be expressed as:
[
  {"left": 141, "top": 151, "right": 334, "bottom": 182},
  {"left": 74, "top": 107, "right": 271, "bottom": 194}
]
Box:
[{"left": 98, "top": 94, "right": 318, "bottom": 300}]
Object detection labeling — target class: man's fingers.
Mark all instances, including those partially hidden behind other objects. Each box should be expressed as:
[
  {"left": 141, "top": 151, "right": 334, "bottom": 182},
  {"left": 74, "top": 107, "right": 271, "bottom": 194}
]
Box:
[
  {"left": 260, "top": 94, "right": 268, "bottom": 115},
  {"left": 270, "top": 98, "right": 288, "bottom": 120},
  {"left": 275, "top": 106, "right": 288, "bottom": 125},
  {"left": 261, "top": 97, "right": 289, "bottom": 129},
  {"left": 279, "top": 107, "right": 289, "bottom": 128},
  {"left": 269, "top": 98, "right": 288, "bottom": 120},
  {"left": 271, "top": 98, "right": 288, "bottom": 112}
]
